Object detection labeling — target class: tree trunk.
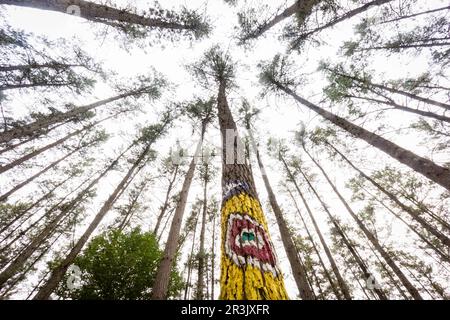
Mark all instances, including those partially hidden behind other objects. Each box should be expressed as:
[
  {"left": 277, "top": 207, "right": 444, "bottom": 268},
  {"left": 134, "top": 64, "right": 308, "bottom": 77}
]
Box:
[
  {"left": 0, "top": 89, "right": 143, "bottom": 144},
  {"left": 280, "top": 154, "right": 351, "bottom": 299},
  {"left": 183, "top": 209, "right": 200, "bottom": 300},
  {"left": 285, "top": 187, "right": 342, "bottom": 299},
  {"left": 310, "top": 144, "right": 423, "bottom": 299},
  {"left": 252, "top": 142, "right": 314, "bottom": 299},
  {"left": 326, "top": 141, "right": 450, "bottom": 247},
  {"left": 329, "top": 69, "right": 450, "bottom": 111},
  {"left": 347, "top": 95, "right": 450, "bottom": 123},
  {"left": 196, "top": 164, "right": 209, "bottom": 300},
  {"left": 217, "top": 82, "right": 288, "bottom": 300},
  {"left": 302, "top": 145, "right": 389, "bottom": 299},
  {"left": 0, "top": 114, "right": 112, "bottom": 175},
  {"left": 151, "top": 123, "right": 206, "bottom": 300},
  {"left": 275, "top": 83, "right": 450, "bottom": 191},
  {"left": 241, "top": 0, "right": 319, "bottom": 42},
  {"left": 0, "top": 145, "right": 81, "bottom": 202},
  {"left": 0, "top": 0, "right": 199, "bottom": 31},
  {"left": 33, "top": 142, "right": 151, "bottom": 299},
  {"left": 153, "top": 165, "right": 179, "bottom": 235},
  {"left": 0, "top": 147, "right": 125, "bottom": 287},
  {"left": 379, "top": 5, "right": 450, "bottom": 24},
  {"left": 210, "top": 208, "right": 216, "bottom": 300}
]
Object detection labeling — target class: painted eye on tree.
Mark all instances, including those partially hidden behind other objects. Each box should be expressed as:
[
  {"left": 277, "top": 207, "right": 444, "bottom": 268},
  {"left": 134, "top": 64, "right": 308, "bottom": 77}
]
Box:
[{"left": 241, "top": 231, "right": 255, "bottom": 242}]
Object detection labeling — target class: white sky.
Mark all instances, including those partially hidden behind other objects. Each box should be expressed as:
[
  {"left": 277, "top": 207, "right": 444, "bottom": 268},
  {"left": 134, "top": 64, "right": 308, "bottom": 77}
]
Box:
[{"left": 1, "top": 0, "right": 449, "bottom": 299}]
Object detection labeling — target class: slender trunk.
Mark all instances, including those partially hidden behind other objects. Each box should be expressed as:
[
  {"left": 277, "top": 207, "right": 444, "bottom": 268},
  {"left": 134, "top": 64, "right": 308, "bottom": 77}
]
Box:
[
  {"left": 285, "top": 187, "right": 342, "bottom": 299},
  {"left": 275, "top": 82, "right": 450, "bottom": 191},
  {"left": 217, "top": 82, "right": 288, "bottom": 300},
  {"left": 0, "top": 154, "right": 120, "bottom": 287},
  {"left": 326, "top": 142, "right": 450, "bottom": 247},
  {"left": 312, "top": 144, "right": 423, "bottom": 299},
  {"left": 347, "top": 95, "right": 450, "bottom": 123},
  {"left": 280, "top": 154, "right": 351, "bottom": 299},
  {"left": 151, "top": 123, "right": 206, "bottom": 300},
  {"left": 196, "top": 164, "right": 209, "bottom": 300},
  {"left": 210, "top": 208, "right": 216, "bottom": 300},
  {"left": 329, "top": 69, "right": 450, "bottom": 111},
  {"left": 291, "top": 0, "right": 393, "bottom": 46},
  {"left": 0, "top": 89, "right": 143, "bottom": 144},
  {"left": 378, "top": 5, "right": 450, "bottom": 24},
  {"left": 356, "top": 42, "right": 450, "bottom": 52},
  {"left": 117, "top": 179, "right": 148, "bottom": 231},
  {"left": 252, "top": 141, "right": 314, "bottom": 299},
  {"left": 33, "top": 143, "right": 151, "bottom": 299},
  {"left": 184, "top": 209, "right": 200, "bottom": 300},
  {"left": 0, "top": 114, "right": 112, "bottom": 175},
  {"left": 296, "top": 153, "right": 387, "bottom": 300},
  {"left": 0, "top": 146, "right": 80, "bottom": 202},
  {"left": 153, "top": 165, "right": 179, "bottom": 235},
  {"left": 0, "top": 0, "right": 200, "bottom": 31},
  {"left": 241, "top": 0, "right": 319, "bottom": 41}
]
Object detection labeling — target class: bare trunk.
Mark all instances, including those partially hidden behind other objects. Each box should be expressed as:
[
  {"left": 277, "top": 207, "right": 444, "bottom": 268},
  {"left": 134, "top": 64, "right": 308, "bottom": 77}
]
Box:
[
  {"left": 196, "top": 164, "right": 208, "bottom": 300},
  {"left": 285, "top": 187, "right": 342, "bottom": 299},
  {"left": 276, "top": 83, "right": 450, "bottom": 191},
  {"left": 326, "top": 142, "right": 450, "bottom": 247},
  {"left": 314, "top": 143, "right": 423, "bottom": 299},
  {"left": 280, "top": 154, "right": 351, "bottom": 299},
  {"left": 253, "top": 144, "right": 314, "bottom": 299},
  {"left": 183, "top": 209, "right": 200, "bottom": 300},
  {"left": 153, "top": 165, "right": 179, "bottom": 235},
  {"left": 0, "top": 0, "right": 198, "bottom": 31},
  {"left": 33, "top": 143, "right": 150, "bottom": 299},
  {"left": 151, "top": 123, "right": 206, "bottom": 300}
]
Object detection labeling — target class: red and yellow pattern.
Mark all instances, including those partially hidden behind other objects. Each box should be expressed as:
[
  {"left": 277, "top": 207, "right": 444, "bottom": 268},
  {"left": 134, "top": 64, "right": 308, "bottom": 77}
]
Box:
[{"left": 219, "top": 181, "right": 288, "bottom": 300}]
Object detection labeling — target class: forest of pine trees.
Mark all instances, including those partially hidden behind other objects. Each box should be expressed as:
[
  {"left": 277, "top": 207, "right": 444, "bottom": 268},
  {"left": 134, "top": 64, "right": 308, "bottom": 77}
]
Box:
[{"left": 0, "top": 0, "right": 449, "bottom": 300}]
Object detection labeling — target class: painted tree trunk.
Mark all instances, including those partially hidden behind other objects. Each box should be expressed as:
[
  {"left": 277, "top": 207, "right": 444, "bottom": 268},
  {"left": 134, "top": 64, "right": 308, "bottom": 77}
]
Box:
[
  {"left": 33, "top": 143, "right": 151, "bottom": 299},
  {"left": 316, "top": 144, "right": 423, "bottom": 299},
  {"left": 252, "top": 142, "right": 314, "bottom": 299},
  {"left": 196, "top": 164, "right": 209, "bottom": 300},
  {"left": 151, "top": 124, "right": 206, "bottom": 300},
  {"left": 326, "top": 142, "right": 450, "bottom": 247},
  {"left": 0, "top": 0, "right": 197, "bottom": 31},
  {"left": 217, "top": 83, "right": 288, "bottom": 300},
  {"left": 280, "top": 154, "right": 351, "bottom": 299},
  {"left": 276, "top": 83, "right": 450, "bottom": 191}
]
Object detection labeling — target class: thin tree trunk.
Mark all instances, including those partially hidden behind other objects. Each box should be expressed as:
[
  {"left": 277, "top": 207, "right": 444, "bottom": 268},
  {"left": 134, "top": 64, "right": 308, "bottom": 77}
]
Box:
[
  {"left": 151, "top": 123, "right": 206, "bottom": 300},
  {"left": 0, "top": 145, "right": 82, "bottom": 202},
  {"left": 153, "top": 165, "right": 179, "bottom": 235},
  {"left": 33, "top": 142, "right": 152, "bottom": 299},
  {"left": 310, "top": 144, "right": 423, "bottom": 299},
  {"left": 0, "top": 89, "right": 143, "bottom": 144},
  {"left": 0, "top": 0, "right": 200, "bottom": 31},
  {"left": 184, "top": 209, "right": 200, "bottom": 300},
  {"left": 196, "top": 163, "right": 209, "bottom": 300},
  {"left": 210, "top": 207, "right": 216, "bottom": 300},
  {"left": 328, "top": 69, "right": 450, "bottom": 111},
  {"left": 280, "top": 154, "right": 351, "bottom": 299},
  {"left": 275, "top": 82, "right": 450, "bottom": 191},
  {"left": 291, "top": 0, "right": 393, "bottom": 47},
  {"left": 346, "top": 95, "right": 450, "bottom": 123},
  {"left": 117, "top": 179, "right": 148, "bottom": 231},
  {"left": 378, "top": 5, "right": 450, "bottom": 24},
  {"left": 326, "top": 141, "right": 450, "bottom": 247},
  {"left": 0, "top": 114, "right": 112, "bottom": 175},
  {"left": 252, "top": 142, "right": 314, "bottom": 299},
  {"left": 285, "top": 187, "right": 342, "bottom": 299},
  {"left": 241, "top": 0, "right": 319, "bottom": 41}
]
